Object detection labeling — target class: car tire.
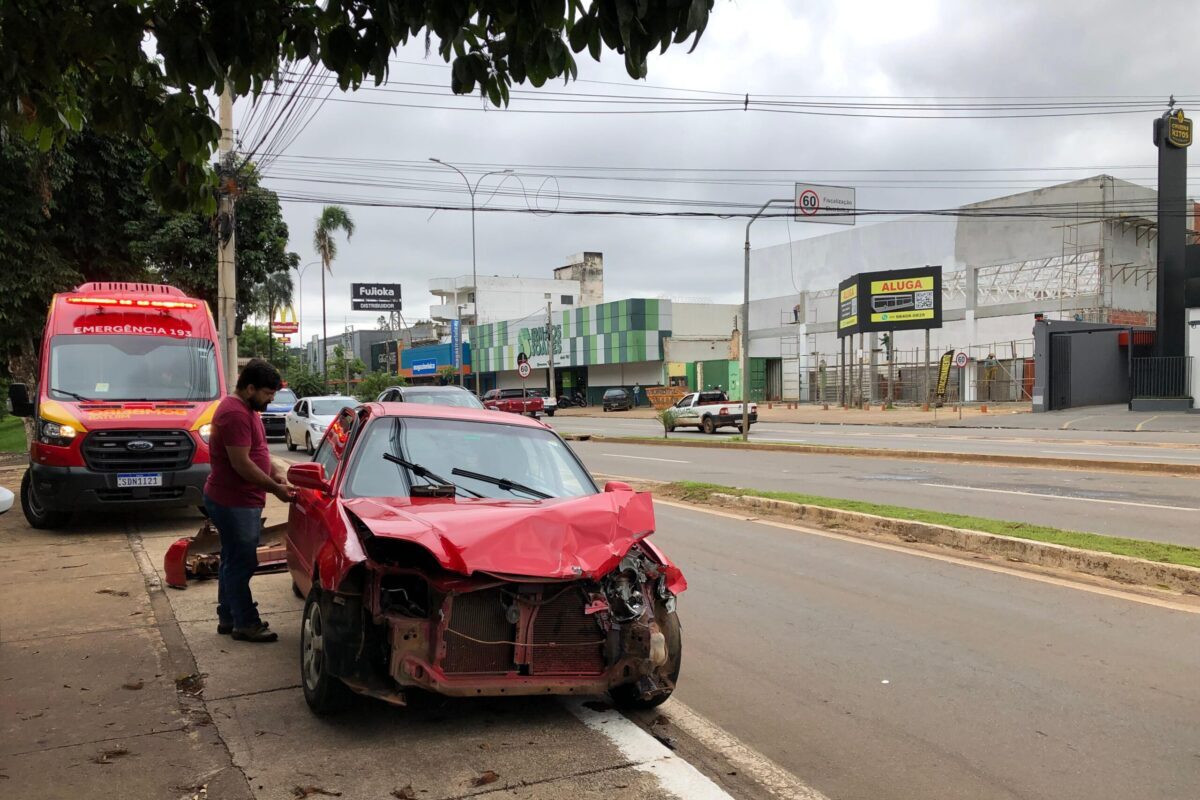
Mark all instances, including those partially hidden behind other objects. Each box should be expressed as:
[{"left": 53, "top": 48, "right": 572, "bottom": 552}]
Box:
[
  {"left": 545, "top": 409, "right": 555, "bottom": 417},
  {"left": 701, "top": 416, "right": 717, "bottom": 435},
  {"left": 603, "top": 407, "right": 609, "bottom": 412},
  {"left": 286, "top": 430, "right": 297, "bottom": 452},
  {"left": 610, "top": 607, "right": 682, "bottom": 710},
  {"left": 301, "top": 588, "right": 354, "bottom": 715},
  {"left": 306, "top": 433, "right": 314, "bottom": 455},
  {"left": 292, "top": 581, "right": 304, "bottom": 599},
  {"left": 21, "top": 470, "right": 71, "bottom": 529},
  {"left": 666, "top": 424, "right": 675, "bottom": 433}
]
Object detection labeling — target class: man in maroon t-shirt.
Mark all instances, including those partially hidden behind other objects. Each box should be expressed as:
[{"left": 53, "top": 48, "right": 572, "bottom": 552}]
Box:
[{"left": 203, "top": 359, "right": 295, "bottom": 643}]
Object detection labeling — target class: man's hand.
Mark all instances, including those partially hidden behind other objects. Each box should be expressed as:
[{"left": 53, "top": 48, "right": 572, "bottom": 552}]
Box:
[{"left": 272, "top": 483, "right": 297, "bottom": 504}]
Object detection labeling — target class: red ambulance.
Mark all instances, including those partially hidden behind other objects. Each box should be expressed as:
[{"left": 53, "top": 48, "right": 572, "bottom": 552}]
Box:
[{"left": 8, "top": 283, "right": 226, "bottom": 528}]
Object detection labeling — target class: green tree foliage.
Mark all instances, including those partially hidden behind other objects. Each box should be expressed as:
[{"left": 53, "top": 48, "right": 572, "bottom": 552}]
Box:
[
  {"left": 0, "top": 132, "right": 150, "bottom": 379},
  {"left": 131, "top": 169, "right": 299, "bottom": 316},
  {"left": 286, "top": 363, "right": 326, "bottom": 399},
  {"left": 355, "top": 370, "right": 396, "bottom": 402},
  {"left": 0, "top": 131, "right": 297, "bottom": 379},
  {"left": 1, "top": 1, "right": 714, "bottom": 209}
]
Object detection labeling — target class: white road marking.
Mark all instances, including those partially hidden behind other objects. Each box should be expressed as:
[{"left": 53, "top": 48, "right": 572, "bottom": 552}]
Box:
[
  {"left": 601, "top": 453, "right": 691, "bottom": 464},
  {"left": 654, "top": 499, "right": 1200, "bottom": 615},
  {"left": 918, "top": 482, "right": 1199, "bottom": 511},
  {"left": 565, "top": 699, "right": 735, "bottom": 799},
  {"left": 661, "top": 699, "right": 831, "bottom": 800}
]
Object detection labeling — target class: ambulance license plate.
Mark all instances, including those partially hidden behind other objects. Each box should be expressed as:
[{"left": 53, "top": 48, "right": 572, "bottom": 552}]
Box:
[{"left": 117, "top": 473, "right": 163, "bottom": 488}]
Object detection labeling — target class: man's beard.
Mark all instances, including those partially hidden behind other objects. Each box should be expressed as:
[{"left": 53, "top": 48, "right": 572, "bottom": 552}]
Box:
[{"left": 249, "top": 396, "right": 270, "bottom": 412}]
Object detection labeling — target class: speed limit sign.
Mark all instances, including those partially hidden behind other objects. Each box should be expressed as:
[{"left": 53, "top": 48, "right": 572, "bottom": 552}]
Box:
[
  {"left": 518, "top": 362, "right": 532, "bottom": 379},
  {"left": 954, "top": 351, "right": 968, "bottom": 368}
]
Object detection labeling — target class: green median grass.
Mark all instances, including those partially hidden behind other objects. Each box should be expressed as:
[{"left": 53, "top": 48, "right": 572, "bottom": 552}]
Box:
[
  {"left": 665, "top": 480, "right": 1200, "bottom": 569},
  {"left": 0, "top": 416, "right": 26, "bottom": 453}
]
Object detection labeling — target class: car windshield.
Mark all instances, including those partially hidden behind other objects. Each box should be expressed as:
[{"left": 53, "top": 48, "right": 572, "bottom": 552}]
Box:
[
  {"left": 402, "top": 390, "right": 484, "bottom": 409},
  {"left": 344, "top": 416, "right": 595, "bottom": 500},
  {"left": 48, "top": 335, "right": 219, "bottom": 401},
  {"left": 273, "top": 389, "right": 297, "bottom": 405},
  {"left": 310, "top": 397, "right": 356, "bottom": 415},
  {"left": 605, "top": 390, "right": 625, "bottom": 398}
]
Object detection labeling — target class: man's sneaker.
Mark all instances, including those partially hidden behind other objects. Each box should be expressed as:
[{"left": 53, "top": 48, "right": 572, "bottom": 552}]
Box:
[
  {"left": 231, "top": 623, "right": 278, "bottom": 643},
  {"left": 217, "top": 620, "right": 269, "bottom": 636}
]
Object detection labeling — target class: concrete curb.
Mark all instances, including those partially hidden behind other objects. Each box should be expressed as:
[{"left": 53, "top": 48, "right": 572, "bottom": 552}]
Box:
[
  {"left": 705, "top": 492, "right": 1200, "bottom": 595},
  {"left": 559, "top": 433, "right": 1200, "bottom": 478}
]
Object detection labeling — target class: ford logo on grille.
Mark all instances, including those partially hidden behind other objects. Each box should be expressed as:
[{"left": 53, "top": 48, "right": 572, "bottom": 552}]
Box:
[{"left": 126, "top": 440, "right": 155, "bottom": 451}]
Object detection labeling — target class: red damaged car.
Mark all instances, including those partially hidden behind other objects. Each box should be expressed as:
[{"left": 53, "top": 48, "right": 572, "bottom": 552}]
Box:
[{"left": 285, "top": 402, "right": 685, "bottom": 714}]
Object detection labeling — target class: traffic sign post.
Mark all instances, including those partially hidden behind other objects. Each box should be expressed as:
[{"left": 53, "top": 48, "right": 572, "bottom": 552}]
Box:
[
  {"left": 517, "top": 362, "right": 532, "bottom": 379},
  {"left": 955, "top": 352, "right": 968, "bottom": 419}
]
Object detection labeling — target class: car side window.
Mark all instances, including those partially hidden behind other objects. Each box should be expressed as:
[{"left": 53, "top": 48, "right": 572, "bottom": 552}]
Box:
[
  {"left": 313, "top": 435, "right": 338, "bottom": 476},
  {"left": 675, "top": 394, "right": 693, "bottom": 408}
]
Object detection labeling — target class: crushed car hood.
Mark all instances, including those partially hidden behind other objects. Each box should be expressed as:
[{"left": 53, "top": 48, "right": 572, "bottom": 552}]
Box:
[{"left": 342, "top": 490, "right": 660, "bottom": 580}]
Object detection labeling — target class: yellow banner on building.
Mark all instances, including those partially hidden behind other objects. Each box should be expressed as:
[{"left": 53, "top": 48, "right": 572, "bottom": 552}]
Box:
[{"left": 870, "top": 276, "right": 934, "bottom": 295}]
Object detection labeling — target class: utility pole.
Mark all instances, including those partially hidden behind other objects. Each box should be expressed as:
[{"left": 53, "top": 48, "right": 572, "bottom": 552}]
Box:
[
  {"left": 216, "top": 86, "right": 238, "bottom": 390},
  {"left": 546, "top": 300, "right": 557, "bottom": 399},
  {"left": 742, "top": 198, "right": 791, "bottom": 441}
]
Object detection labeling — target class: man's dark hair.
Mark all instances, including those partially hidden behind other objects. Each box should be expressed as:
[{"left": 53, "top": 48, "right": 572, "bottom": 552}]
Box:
[{"left": 236, "top": 359, "right": 282, "bottom": 391}]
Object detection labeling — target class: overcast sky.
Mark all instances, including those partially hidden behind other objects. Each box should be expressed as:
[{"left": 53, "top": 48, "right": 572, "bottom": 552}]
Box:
[{"left": 234, "top": 0, "right": 1199, "bottom": 342}]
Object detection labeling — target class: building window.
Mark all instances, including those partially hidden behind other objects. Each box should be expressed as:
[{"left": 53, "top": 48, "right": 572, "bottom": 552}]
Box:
[
  {"left": 468, "top": 292, "right": 476, "bottom": 303},
  {"left": 561, "top": 295, "right": 573, "bottom": 305}
]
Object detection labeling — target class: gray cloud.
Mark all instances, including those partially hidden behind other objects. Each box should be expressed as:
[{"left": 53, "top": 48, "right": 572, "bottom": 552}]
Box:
[{"left": 240, "top": 0, "right": 1199, "bottom": 341}]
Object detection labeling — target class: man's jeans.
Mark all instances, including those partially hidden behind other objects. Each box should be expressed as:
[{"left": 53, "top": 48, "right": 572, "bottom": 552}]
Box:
[{"left": 203, "top": 496, "right": 264, "bottom": 629}]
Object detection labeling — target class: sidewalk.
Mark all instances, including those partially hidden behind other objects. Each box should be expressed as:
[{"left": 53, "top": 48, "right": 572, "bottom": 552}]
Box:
[
  {"left": 556, "top": 402, "right": 1030, "bottom": 426},
  {"left": 0, "top": 463, "right": 251, "bottom": 800}
]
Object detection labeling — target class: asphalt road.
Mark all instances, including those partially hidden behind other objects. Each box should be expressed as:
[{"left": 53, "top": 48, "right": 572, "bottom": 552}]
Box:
[
  {"left": 656, "top": 501, "right": 1200, "bottom": 800},
  {"left": 547, "top": 415, "right": 1200, "bottom": 466},
  {"left": 564, "top": 440, "right": 1200, "bottom": 547}
]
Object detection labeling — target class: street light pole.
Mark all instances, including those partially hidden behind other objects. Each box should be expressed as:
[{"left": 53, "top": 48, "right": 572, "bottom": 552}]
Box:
[
  {"left": 742, "top": 198, "right": 793, "bottom": 442},
  {"left": 429, "top": 159, "right": 513, "bottom": 329},
  {"left": 293, "top": 260, "right": 320, "bottom": 365}
]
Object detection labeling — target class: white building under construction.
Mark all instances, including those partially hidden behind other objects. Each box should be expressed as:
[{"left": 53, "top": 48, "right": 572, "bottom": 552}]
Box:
[{"left": 747, "top": 176, "right": 1193, "bottom": 402}]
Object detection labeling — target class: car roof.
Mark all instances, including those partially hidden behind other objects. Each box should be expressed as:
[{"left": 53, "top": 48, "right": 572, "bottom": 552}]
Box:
[
  {"left": 302, "top": 395, "right": 358, "bottom": 402},
  {"left": 392, "top": 385, "right": 469, "bottom": 393},
  {"left": 366, "top": 401, "right": 549, "bottom": 429}
]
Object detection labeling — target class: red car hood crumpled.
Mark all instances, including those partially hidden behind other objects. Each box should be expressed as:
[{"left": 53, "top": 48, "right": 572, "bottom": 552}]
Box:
[{"left": 341, "top": 489, "right": 669, "bottom": 582}]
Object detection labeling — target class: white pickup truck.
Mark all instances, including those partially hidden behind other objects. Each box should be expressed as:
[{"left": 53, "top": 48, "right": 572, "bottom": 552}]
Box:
[{"left": 666, "top": 391, "right": 757, "bottom": 434}]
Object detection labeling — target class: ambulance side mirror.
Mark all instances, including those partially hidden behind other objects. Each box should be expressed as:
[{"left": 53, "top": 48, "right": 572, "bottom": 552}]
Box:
[{"left": 7, "top": 384, "right": 33, "bottom": 418}]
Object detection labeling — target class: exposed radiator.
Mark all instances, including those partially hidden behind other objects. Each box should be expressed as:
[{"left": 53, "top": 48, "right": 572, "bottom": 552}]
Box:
[
  {"left": 528, "top": 587, "right": 605, "bottom": 676},
  {"left": 442, "top": 589, "right": 513, "bottom": 674}
]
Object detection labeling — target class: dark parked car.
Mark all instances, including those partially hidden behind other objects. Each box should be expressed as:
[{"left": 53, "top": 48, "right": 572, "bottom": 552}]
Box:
[
  {"left": 261, "top": 387, "right": 297, "bottom": 440},
  {"left": 603, "top": 388, "right": 634, "bottom": 412},
  {"left": 375, "top": 385, "right": 484, "bottom": 409}
]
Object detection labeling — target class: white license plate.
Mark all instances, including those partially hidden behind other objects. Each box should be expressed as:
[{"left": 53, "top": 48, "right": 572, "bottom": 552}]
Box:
[{"left": 117, "top": 473, "right": 163, "bottom": 488}]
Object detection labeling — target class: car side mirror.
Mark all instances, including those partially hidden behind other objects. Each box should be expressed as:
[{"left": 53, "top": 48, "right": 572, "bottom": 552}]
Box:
[
  {"left": 604, "top": 481, "right": 633, "bottom": 493},
  {"left": 288, "top": 463, "right": 331, "bottom": 494},
  {"left": 7, "top": 383, "right": 33, "bottom": 418}
]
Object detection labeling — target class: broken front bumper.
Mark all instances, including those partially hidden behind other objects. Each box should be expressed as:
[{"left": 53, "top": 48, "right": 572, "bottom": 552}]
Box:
[{"left": 163, "top": 520, "right": 289, "bottom": 589}]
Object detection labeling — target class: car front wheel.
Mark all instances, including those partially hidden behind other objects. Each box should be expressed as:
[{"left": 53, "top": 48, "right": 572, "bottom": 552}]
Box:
[
  {"left": 306, "top": 433, "right": 315, "bottom": 455},
  {"left": 301, "top": 588, "right": 353, "bottom": 715},
  {"left": 285, "top": 429, "right": 297, "bottom": 452},
  {"left": 610, "top": 606, "right": 682, "bottom": 710}
]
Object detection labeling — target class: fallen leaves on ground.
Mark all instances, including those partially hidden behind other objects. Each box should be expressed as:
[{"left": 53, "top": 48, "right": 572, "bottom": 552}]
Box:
[
  {"left": 472, "top": 771, "right": 500, "bottom": 787},
  {"left": 91, "top": 746, "right": 131, "bottom": 764},
  {"left": 95, "top": 588, "right": 130, "bottom": 597},
  {"left": 121, "top": 680, "right": 144, "bottom": 691},
  {"left": 391, "top": 787, "right": 417, "bottom": 799},
  {"left": 291, "top": 787, "right": 341, "bottom": 798}
]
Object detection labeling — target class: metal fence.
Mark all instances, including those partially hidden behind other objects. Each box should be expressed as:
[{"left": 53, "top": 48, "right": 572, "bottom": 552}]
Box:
[
  {"left": 1131, "top": 356, "right": 1192, "bottom": 399},
  {"left": 798, "top": 339, "right": 1035, "bottom": 406}
]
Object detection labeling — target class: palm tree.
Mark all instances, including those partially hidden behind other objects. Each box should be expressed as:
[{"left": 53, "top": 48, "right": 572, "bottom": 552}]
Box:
[
  {"left": 312, "top": 206, "right": 355, "bottom": 386},
  {"left": 249, "top": 271, "right": 295, "bottom": 364}
]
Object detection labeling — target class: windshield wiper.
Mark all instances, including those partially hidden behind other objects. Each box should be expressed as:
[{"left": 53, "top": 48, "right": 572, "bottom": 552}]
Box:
[
  {"left": 50, "top": 388, "right": 95, "bottom": 402},
  {"left": 450, "top": 467, "right": 551, "bottom": 500},
  {"left": 382, "top": 453, "right": 482, "bottom": 498}
]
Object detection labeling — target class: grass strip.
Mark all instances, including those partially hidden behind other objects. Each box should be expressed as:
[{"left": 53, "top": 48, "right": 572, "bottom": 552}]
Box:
[
  {"left": 665, "top": 480, "right": 1200, "bottom": 569},
  {"left": 0, "top": 416, "right": 26, "bottom": 453}
]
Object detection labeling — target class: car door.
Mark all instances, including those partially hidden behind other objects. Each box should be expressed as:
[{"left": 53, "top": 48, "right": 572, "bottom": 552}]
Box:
[
  {"left": 675, "top": 393, "right": 697, "bottom": 423},
  {"left": 287, "top": 408, "right": 354, "bottom": 594},
  {"left": 288, "top": 400, "right": 306, "bottom": 440}
]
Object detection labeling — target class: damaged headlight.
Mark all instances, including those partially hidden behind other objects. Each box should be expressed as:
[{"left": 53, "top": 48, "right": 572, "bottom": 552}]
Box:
[{"left": 602, "top": 546, "right": 669, "bottom": 622}]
